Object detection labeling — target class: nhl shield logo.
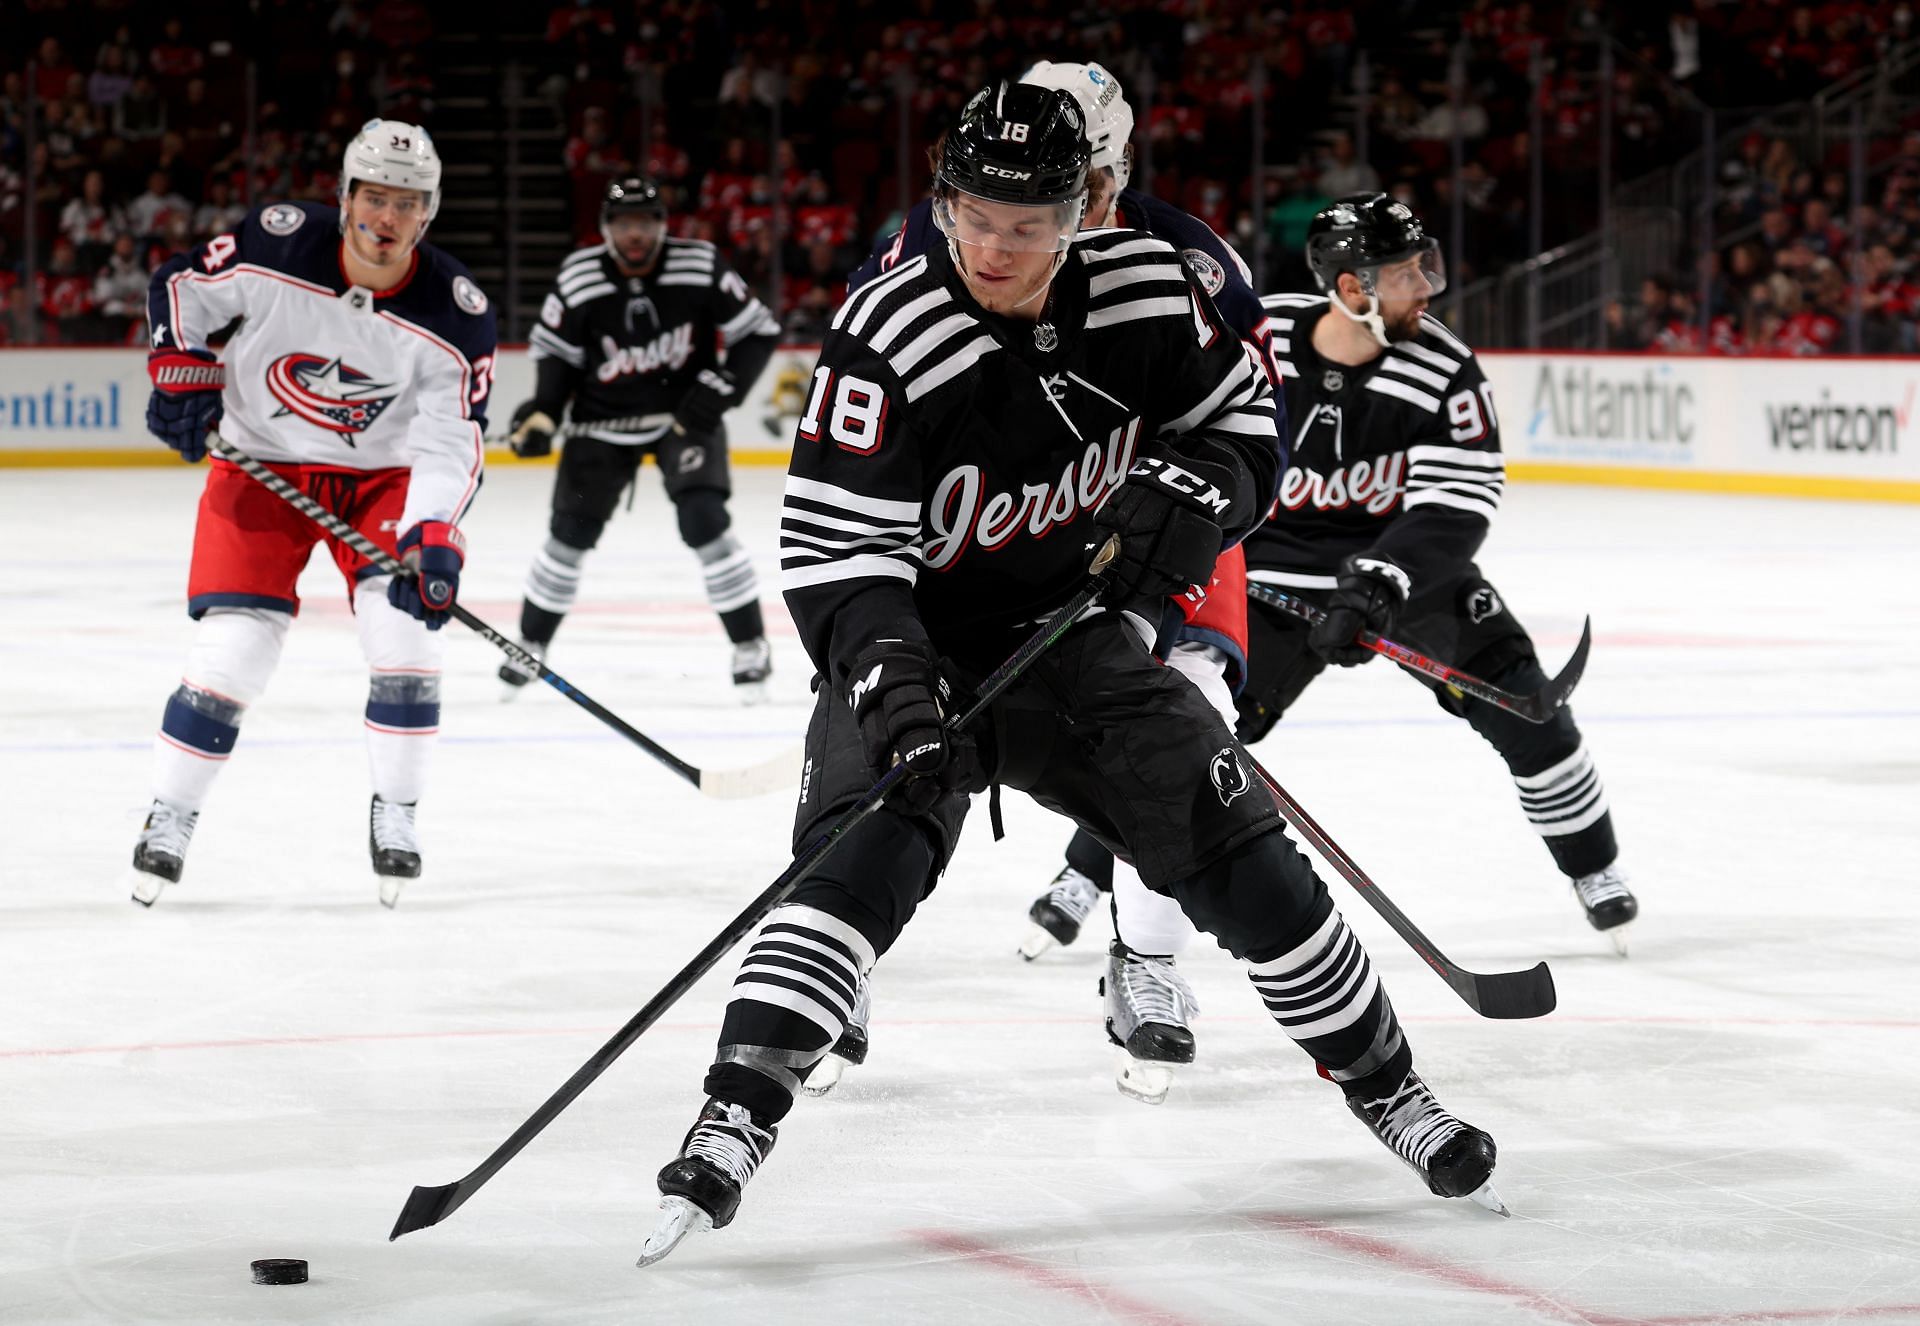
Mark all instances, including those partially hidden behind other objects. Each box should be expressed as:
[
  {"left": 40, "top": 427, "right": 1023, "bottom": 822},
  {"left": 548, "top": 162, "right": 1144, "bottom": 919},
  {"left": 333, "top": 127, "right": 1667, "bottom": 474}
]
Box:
[
  {"left": 1208, "top": 746, "right": 1251, "bottom": 807},
  {"left": 1322, "top": 369, "right": 1345, "bottom": 393},
  {"left": 1033, "top": 321, "right": 1059, "bottom": 352}
]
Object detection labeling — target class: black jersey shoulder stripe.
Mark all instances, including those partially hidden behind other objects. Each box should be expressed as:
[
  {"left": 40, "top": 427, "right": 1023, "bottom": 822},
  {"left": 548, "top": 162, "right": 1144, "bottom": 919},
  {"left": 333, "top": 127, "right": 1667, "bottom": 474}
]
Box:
[
  {"left": 864, "top": 285, "right": 963, "bottom": 359},
  {"left": 663, "top": 238, "right": 716, "bottom": 257},
  {"left": 1075, "top": 230, "right": 1175, "bottom": 264},
  {"left": 1262, "top": 292, "right": 1325, "bottom": 311},
  {"left": 720, "top": 298, "right": 781, "bottom": 344},
  {"left": 1393, "top": 339, "right": 1464, "bottom": 376},
  {"left": 561, "top": 280, "right": 618, "bottom": 308},
  {"left": 1376, "top": 353, "right": 1455, "bottom": 395},
  {"left": 1418, "top": 312, "right": 1474, "bottom": 359},
  {"left": 1364, "top": 374, "right": 1442, "bottom": 413},
  {"left": 1082, "top": 237, "right": 1194, "bottom": 328},
  {"left": 529, "top": 323, "right": 585, "bottom": 367},
  {"left": 560, "top": 244, "right": 608, "bottom": 267},
  {"left": 831, "top": 254, "right": 930, "bottom": 336}
]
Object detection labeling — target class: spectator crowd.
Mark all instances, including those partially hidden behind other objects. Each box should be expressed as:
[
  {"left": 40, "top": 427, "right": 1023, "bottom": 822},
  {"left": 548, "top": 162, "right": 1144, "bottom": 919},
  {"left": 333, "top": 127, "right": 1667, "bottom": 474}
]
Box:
[{"left": 8, "top": 0, "right": 1920, "bottom": 355}]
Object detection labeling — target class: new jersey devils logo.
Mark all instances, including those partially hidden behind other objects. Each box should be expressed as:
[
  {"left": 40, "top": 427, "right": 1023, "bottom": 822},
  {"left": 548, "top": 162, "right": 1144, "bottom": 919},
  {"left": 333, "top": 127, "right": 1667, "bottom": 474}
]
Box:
[
  {"left": 265, "top": 353, "right": 399, "bottom": 438},
  {"left": 1208, "top": 746, "right": 1251, "bottom": 806}
]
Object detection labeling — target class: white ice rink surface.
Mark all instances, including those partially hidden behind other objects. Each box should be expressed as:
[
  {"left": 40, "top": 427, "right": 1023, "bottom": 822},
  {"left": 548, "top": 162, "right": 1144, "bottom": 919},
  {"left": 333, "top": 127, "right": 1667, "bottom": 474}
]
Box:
[{"left": 3, "top": 463, "right": 1918, "bottom": 1325}]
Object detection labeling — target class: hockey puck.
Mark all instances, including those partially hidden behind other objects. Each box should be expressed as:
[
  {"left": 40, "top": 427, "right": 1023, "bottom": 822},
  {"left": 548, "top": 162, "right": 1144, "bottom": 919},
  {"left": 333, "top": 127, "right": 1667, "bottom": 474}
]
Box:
[{"left": 250, "top": 1259, "right": 308, "bottom": 1285}]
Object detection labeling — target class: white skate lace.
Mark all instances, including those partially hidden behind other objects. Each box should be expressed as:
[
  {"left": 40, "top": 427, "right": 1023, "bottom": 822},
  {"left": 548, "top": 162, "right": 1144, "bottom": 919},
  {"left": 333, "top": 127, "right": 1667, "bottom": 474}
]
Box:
[
  {"left": 1362, "top": 1074, "right": 1463, "bottom": 1172},
  {"left": 141, "top": 801, "right": 197, "bottom": 858},
  {"left": 1047, "top": 869, "right": 1101, "bottom": 924},
  {"left": 371, "top": 798, "right": 420, "bottom": 854},
  {"left": 686, "top": 1103, "right": 775, "bottom": 1188},
  {"left": 1117, "top": 951, "right": 1200, "bottom": 1028},
  {"left": 1572, "top": 865, "right": 1632, "bottom": 908}
]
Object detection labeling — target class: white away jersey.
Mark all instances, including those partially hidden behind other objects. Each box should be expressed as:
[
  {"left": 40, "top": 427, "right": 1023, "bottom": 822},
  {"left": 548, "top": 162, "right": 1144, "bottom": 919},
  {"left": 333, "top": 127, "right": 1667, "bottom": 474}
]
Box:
[{"left": 148, "top": 201, "right": 496, "bottom": 528}]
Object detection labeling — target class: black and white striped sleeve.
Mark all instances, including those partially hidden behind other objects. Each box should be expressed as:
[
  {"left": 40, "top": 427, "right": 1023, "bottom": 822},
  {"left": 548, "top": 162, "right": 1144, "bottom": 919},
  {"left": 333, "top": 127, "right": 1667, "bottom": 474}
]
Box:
[
  {"left": 1143, "top": 255, "right": 1283, "bottom": 546},
  {"left": 781, "top": 325, "right": 927, "bottom": 683},
  {"left": 1370, "top": 316, "right": 1506, "bottom": 588}
]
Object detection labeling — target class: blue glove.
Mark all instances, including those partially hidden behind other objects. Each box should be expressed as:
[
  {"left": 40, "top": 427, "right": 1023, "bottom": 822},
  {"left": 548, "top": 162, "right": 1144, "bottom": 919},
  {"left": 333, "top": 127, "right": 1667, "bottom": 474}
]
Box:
[
  {"left": 146, "top": 348, "right": 225, "bottom": 463},
  {"left": 387, "top": 521, "right": 467, "bottom": 630}
]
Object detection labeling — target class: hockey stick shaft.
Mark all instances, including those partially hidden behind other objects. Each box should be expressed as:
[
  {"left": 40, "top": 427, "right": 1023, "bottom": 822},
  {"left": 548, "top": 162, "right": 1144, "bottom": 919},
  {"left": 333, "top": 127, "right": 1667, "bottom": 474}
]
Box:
[
  {"left": 1245, "top": 583, "right": 1591, "bottom": 723},
  {"left": 389, "top": 537, "right": 1121, "bottom": 1239},
  {"left": 1242, "top": 749, "right": 1556, "bottom": 1019},
  {"left": 484, "top": 412, "right": 680, "bottom": 447},
  {"left": 207, "top": 433, "right": 789, "bottom": 799}
]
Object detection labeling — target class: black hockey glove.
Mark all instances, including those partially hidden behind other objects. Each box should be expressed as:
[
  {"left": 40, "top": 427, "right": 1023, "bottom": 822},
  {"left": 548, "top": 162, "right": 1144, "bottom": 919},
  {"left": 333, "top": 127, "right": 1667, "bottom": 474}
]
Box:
[
  {"left": 1092, "top": 451, "right": 1228, "bottom": 610},
  {"left": 1308, "top": 553, "right": 1411, "bottom": 666},
  {"left": 507, "top": 399, "right": 557, "bottom": 459},
  {"left": 845, "top": 639, "right": 985, "bottom": 813},
  {"left": 674, "top": 367, "right": 738, "bottom": 435}
]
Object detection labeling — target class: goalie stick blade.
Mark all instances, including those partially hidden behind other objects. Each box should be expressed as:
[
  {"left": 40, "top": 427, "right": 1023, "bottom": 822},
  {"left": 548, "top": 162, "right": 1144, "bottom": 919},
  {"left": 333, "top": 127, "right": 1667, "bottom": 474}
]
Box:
[
  {"left": 1448, "top": 961, "right": 1557, "bottom": 1020},
  {"left": 696, "top": 744, "right": 804, "bottom": 800},
  {"left": 390, "top": 1181, "right": 466, "bottom": 1240},
  {"left": 1525, "top": 616, "right": 1593, "bottom": 720}
]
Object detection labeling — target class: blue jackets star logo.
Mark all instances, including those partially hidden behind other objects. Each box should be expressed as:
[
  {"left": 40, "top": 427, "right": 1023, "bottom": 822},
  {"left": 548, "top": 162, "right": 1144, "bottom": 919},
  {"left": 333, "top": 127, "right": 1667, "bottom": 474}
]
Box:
[{"left": 264, "top": 353, "right": 400, "bottom": 439}]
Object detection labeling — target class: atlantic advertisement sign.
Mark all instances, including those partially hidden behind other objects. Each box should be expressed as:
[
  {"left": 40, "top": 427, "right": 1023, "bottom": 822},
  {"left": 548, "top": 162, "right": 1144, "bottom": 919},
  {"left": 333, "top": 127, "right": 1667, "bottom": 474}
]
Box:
[{"left": 1481, "top": 352, "right": 1920, "bottom": 490}]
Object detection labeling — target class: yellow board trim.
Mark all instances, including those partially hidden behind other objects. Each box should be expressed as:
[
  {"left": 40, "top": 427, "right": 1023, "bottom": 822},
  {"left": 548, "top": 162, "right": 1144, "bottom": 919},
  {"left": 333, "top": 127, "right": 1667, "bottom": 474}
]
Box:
[{"left": 1506, "top": 461, "right": 1920, "bottom": 504}]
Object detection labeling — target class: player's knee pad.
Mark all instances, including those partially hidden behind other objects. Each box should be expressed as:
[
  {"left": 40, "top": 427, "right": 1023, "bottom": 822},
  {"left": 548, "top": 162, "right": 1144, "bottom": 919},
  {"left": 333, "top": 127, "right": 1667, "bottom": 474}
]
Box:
[
  {"left": 674, "top": 488, "right": 732, "bottom": 549},
  {"left": 548, "top": 510, "right": 607, "bottom": 552},
  {"left": 1171, "top": 827, "right": 1333, "bottom": 963},
  {"left": 182, "top": 607, "right": 290, "bottom": 707},
  {"left": 163, "top": 608, "right": 291, "bottom": 755},
  {"left": 354, "top": 580, "right": 444, "bottom": 736},
  {"left": 785, "top": 810, "right": 942, "bottom": 959}
]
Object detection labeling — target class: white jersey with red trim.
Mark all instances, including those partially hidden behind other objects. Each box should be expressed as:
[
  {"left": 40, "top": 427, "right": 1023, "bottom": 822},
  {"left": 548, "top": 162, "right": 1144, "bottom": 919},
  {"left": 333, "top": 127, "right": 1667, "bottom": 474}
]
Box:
[{"left": 147, "top": 201, "right": 496, "bottom": 528}]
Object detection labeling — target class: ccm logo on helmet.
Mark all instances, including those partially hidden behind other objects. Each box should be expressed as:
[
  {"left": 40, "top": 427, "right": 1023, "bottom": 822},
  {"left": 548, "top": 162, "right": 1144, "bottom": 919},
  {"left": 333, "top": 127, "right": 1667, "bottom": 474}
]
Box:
[{"left": 981, "top": 164, "right": 1033, "bottom": 180}]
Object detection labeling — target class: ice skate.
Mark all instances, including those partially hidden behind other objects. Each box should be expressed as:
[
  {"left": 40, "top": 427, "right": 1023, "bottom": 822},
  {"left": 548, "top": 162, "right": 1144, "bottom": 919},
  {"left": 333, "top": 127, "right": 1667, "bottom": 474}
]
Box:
[
  {"left": 369, "top": 795, "right": 420, "bottom": 907},
  {"left": 1019, "top": 864, "right": 1102, "bottom": 959},
  {"left": 731, "top": 637, "right": 772, "bottom": 705},
  {"left": 1347, "top": 1070, "right": 1506, "bottom": 1215},
  {"left": 497, "top": 637, "right": 543, "bottom": 700},
  {"left": 638, "top": 1098, "right": 778, "bottom": 1267},
  {"left": 801, "top": 974, "right": 870, "bottom": 1099},
  {"left": 1571, "top": 864, "right": 1637, "bottom": 956},
  {"left": 130, "top": 798, "right": 198, "bottom": 907},
  {"left": 1101, "top": 941, "right": 1199, "bottom": 1105}
]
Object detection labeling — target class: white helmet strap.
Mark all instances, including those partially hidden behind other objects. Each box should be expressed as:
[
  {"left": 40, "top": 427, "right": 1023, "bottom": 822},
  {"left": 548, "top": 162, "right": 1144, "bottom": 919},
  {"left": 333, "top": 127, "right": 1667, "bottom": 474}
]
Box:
[{"left": 1328, "top": 287, "right": 1392, "bottom": 349}]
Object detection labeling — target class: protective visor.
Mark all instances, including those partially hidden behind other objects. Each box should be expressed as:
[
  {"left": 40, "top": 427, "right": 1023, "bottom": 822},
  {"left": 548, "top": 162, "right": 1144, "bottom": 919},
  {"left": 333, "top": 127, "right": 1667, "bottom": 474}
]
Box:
[
  {"left": 933, "top": 188, "right": 1085, "bottom": 254},
  {"left": 1357, "top": 239, "right": 1448, "bottom": 299}
]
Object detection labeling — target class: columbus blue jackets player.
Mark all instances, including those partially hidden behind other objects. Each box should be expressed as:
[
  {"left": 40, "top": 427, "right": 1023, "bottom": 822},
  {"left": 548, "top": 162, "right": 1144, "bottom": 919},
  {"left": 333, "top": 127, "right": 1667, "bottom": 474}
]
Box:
[
  {"left": 1246, "top": 194, "right": 1638, "bottom": 949},
  {"left": 634, "top": 83, "right": 1503, "bottom": 1267},
  {"left": 831, "top": 60, "right": 1281, "bottom": 1106},
  {"left": 500, "top": 176, "right": 783, "bottom": 701},
  {"left": 132, "top": 119, "right": 496, "bottom": 908}
]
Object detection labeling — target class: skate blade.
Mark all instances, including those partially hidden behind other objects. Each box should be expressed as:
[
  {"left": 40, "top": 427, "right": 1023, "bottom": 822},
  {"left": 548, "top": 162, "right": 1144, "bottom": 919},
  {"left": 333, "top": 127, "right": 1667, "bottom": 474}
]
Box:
[
  {"left": 379, "top": 876, "right": 406, "bottom": 909},
  {"left": 129, "top": 870, "right": 168, "bottom": 907},
  {"left": 1603, "top": 922, "right": 1632, "bottom": 958},
  {"left": 733, "top": 680, "right": 771, "bottom": 707},
  {"left": 801, "top": 1052, "right": 850, "bottom": 1098},
  {"left": 637, "top": 1195, "right": 712, "bottom": 1267},
  {"left": 1115, "top": 1050, "right": 1176, "bottom": 1106},
  {"left": 1018, "top": 924, "right": 1060, "bottom": 961},
  {"left": 1467, "top": 1181, "right": 1511, "bottom": 1217}
]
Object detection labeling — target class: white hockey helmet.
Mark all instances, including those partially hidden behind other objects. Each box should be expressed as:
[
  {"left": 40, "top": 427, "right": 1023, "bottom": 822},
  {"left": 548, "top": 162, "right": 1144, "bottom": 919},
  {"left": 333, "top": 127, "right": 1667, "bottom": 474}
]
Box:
[
  {"left": 1021, "top": 60, "right": 1134, "bottom": 189},
  {"left": 338, "top": 118, "right": 442, "bottom": 226}
]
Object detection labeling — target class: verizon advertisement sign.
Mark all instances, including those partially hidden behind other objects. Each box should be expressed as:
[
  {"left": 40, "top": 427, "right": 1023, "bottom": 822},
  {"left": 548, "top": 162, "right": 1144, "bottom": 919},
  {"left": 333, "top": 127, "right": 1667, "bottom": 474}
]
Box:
[{"left": 1482, "top": 353, "right": 1920, "bottom": 487}]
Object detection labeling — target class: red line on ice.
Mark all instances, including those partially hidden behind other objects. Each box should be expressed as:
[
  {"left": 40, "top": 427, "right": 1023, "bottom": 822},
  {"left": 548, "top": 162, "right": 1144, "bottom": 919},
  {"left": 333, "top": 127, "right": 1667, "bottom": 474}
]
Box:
[{"left": 907, "top": 1229, "right": 1203, "bottom": 1326}]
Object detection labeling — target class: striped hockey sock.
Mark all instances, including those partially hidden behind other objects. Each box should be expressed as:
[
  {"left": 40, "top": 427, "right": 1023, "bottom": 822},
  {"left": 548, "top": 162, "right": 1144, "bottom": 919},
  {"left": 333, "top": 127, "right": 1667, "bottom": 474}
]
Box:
[
  {"left": 524, "top": 537, "right": 586, "bottom": 623},
  {"left": 1246, "top": 909, "right": 1408, "bottom": 1092}
]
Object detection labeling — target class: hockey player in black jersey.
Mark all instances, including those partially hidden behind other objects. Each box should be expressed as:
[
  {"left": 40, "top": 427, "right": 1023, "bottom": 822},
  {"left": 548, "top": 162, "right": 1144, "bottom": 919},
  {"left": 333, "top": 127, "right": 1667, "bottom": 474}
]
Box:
[
  {"left": 637, "top": 84, "right": 1502, "bottom": 1267},
  {"left": 1247, "top": 193, "right": 1638, "bottom": 949},
  {"left": 500, "top": 177, "right": 782, "bottom": 701}
]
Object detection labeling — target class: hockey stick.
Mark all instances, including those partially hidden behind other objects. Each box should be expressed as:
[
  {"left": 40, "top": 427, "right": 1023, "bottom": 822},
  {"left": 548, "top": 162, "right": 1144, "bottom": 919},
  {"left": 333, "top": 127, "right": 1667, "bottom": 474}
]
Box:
[
  {"left": 1243, "top": 749, "right": 1556, "bottom": 1019},
  {"left": 206, "top": 433, "right": 796, "bottom": 800},
  {"left": 483, "top": 411, "right": 682, "bottom": 448},
  {"left": 1245, "top": 583, "right": 1591, "bottom": 724},
  {"left": 389, "top": 536, "right": 1122, "bottom": 1240}
]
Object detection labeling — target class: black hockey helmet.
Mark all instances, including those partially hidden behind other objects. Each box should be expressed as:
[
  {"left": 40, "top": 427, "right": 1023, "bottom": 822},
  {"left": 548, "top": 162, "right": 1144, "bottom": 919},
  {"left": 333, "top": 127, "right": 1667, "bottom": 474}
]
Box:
[
  {"left": 1304, "top": 192, "right": 1445, "bottom": 297},
  {"left": 602, "top": 175, "right": 666, "bottom": 224},
  {"left": 938, "top": 81, "right": 1089, "bottom": 206}
]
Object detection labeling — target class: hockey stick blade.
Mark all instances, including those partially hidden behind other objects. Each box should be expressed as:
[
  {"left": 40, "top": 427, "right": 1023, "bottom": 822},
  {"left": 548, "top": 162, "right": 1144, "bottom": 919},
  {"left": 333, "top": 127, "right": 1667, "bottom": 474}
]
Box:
[
  {"left": 1518, "top": 616, "right": 1591, "bottom": 721},
  {"left": 696, "top": 743, "right": 803, "bottom": 799},
  {"left": 1247, "top": 752, "right": 1557, "bottom": 1020},
  {"left": 389, "top": 540, "right": 1121, "bottom": 1240}
]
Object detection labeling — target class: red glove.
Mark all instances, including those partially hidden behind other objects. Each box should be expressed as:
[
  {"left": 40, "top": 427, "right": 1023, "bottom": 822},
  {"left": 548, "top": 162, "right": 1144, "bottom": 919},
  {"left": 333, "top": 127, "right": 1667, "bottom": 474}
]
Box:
[{"left": 147, "top": 349, "right": 225, "bottom": 462}]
